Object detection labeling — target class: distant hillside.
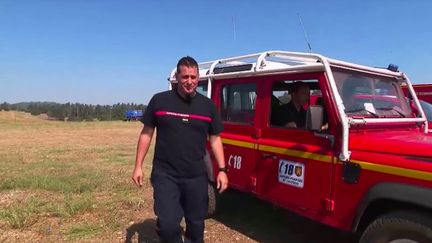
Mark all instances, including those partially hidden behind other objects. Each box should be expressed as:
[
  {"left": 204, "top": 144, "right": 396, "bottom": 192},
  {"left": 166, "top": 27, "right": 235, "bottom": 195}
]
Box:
[
  {"left": 12, "top": 101, "right": 59, "bottom": 110},
  {"left": 0, "top": 110, "right": 50, "bottom": 124},
  {"left": 0, "top": 101, "right": 146, "bottom": 121}
]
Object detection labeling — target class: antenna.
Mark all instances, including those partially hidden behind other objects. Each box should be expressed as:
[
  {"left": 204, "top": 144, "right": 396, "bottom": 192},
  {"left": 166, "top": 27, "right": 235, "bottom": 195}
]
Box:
[
  {"left": 298, "top": 13, "right": 312, "bottom": 53},
  {"left": 232, "top": 16, "right": 237, "bottom": 41}
]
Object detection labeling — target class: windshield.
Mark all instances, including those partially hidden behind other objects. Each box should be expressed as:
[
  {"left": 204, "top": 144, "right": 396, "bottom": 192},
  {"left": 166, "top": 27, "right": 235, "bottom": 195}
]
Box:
[
  {"left": 332, "top": 67, "right": 414, "bottom": 118},
  {"left": 196, "top": 81, "right": 208, "bottom": 96},
  {"left": 420, "top": 100, "right": 432, "bottom": 121}
]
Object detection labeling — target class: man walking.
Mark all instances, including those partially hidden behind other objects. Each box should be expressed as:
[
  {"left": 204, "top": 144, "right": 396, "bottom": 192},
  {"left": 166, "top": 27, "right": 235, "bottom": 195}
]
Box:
[{"left": 132, "top": 56, "right": 228, "bottom": 243}]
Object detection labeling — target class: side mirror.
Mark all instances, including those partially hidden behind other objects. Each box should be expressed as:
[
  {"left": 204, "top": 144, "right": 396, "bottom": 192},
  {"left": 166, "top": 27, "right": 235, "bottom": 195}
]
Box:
[{"left": 306, "top": 105, "right": 324, "bottom": 131}]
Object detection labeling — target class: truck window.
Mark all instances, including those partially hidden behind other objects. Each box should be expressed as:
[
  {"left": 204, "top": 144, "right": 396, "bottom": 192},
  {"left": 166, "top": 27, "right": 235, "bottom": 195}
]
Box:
[
  {"left": 270, "top": 79, "right": 326, "bottom": 129},
  {"left": 221, "top": 83, "right": 257, "bottom": 124}
]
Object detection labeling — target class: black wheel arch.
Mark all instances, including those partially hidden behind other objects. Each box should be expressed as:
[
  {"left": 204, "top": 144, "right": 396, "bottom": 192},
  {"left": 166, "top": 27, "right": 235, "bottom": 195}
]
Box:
[{"left": 353, "top": 182, "right": 432, "bottom": 232}]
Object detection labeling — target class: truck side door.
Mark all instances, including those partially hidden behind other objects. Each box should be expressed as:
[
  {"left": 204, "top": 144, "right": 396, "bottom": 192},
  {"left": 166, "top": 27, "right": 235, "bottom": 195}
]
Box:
[{"left": 255, "top": 72, "right": 336, "bottom": 215}]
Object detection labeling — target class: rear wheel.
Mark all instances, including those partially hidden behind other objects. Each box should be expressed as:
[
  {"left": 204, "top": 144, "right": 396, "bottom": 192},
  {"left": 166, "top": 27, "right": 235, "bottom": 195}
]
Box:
[
  {"left": 206, "top": 182, "right": 217, "bottom": 219},
  {"left": 360, "top": 211, "right": 432, "bottom": 243}
]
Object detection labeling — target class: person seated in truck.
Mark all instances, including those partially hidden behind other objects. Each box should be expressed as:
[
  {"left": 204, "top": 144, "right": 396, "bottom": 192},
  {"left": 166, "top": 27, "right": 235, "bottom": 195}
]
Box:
[
  {"left": 273, "top": 82, "right": 310, "bottom": 128},
  {"left": 340, "top": 76, "right": 374, "bottom": 113}
]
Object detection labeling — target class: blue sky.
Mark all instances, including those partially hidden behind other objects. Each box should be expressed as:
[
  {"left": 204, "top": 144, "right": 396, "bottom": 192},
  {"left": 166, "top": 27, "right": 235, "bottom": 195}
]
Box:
[{"left": 1, "top": 0, "right": 432, "bottom": 105}]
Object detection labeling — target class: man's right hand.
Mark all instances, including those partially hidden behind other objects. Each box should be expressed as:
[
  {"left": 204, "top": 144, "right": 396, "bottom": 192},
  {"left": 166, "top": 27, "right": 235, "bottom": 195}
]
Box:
[
  {"left": 132, "top": 126, "right": 154, "bottom": 188},
  {"left": 132, "top": 167, "right": 143, "bottom": 187}
]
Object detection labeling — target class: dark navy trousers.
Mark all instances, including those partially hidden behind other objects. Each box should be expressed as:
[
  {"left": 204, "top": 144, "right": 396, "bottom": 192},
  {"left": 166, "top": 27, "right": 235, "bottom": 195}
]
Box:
[{"left": 151, "top": 172, "right": 208, "bottom": 243}]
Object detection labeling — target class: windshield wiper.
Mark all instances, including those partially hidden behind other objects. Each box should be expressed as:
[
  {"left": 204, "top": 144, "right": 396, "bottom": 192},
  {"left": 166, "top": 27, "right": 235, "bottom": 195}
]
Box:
[
  {"left": 376, "top": 107, "right": 406, "bottom": 118},
  {"left": 345, "top": 108, "right": 379, "bottom": 118}
]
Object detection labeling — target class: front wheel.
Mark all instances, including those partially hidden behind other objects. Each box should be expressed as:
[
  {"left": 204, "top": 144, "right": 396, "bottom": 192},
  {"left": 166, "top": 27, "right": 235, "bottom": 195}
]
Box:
[{"left": 360, "top": 211, "right": 432, "bottom": 243}]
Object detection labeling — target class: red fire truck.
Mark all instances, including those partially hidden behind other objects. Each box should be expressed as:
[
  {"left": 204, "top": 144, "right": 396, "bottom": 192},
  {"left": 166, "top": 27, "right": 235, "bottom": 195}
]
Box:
[
  {"left": 403, "top": 83, "right": 432, "bottom": 104},
  {"left": 169, "top": 51, "right": 432, "bottom": 243}
]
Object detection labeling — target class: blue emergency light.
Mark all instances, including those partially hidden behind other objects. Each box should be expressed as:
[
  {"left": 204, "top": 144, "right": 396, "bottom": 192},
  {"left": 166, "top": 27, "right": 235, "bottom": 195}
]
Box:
[{"left": 387, "top": 64, "right": 399, "bottom": 72}]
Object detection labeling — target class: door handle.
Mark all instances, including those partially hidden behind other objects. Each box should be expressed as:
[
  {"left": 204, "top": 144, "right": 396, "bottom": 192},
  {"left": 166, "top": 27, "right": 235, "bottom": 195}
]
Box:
[{"left": 262, "top": 153, "right": 277, "bottom": 160}]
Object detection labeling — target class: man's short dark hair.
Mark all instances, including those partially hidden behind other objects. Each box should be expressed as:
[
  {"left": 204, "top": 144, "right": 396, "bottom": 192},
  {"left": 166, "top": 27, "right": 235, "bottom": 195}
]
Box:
[{"left": 176, "top": 56, "right": 199, "bottom": 74}]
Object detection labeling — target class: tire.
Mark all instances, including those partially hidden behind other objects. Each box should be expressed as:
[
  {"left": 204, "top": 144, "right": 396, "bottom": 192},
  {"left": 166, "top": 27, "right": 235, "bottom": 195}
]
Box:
[
  {"left": 360, "top": 211, "right": 432, "bottom": 243},
  {"left": 206, "top": 182, "right": 217, "bottom": 219}
]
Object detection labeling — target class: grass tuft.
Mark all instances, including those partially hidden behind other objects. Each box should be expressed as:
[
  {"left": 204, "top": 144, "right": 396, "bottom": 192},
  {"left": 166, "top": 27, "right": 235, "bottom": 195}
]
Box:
[
  {"left": 66, "top": 223, "right": 104, "bottom": 239},
  {"left": 0, "top": 196, "right": 42, "bottom": 229}
]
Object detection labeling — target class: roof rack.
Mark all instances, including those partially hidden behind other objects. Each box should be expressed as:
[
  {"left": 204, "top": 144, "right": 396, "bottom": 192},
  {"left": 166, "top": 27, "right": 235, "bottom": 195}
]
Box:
[{"left": 168, "top": 50, "right": 403, "bottom": 82}]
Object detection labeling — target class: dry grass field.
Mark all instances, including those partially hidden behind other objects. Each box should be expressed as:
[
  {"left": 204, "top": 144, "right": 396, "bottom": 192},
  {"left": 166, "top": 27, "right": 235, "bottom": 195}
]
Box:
[{"left": 0, "top": 111, "right": 355, "bottom": 243}]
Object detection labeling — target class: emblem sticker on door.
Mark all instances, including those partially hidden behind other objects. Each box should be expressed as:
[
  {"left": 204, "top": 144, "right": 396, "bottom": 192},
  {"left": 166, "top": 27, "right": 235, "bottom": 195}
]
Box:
[{"left": 278, "top": 160, "right": 305, "bottom": 188}]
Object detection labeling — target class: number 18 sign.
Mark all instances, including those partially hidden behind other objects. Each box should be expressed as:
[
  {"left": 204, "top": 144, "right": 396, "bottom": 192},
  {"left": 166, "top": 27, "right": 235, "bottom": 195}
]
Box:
[{"left": 278, "top": 160, "right": 305, "bottom": 188}]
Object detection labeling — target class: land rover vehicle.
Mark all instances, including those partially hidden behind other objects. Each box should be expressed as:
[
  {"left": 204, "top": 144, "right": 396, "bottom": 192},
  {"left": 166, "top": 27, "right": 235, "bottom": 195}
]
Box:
[{"left": 169, "top": 51, "right": 432, "bottom": 242}]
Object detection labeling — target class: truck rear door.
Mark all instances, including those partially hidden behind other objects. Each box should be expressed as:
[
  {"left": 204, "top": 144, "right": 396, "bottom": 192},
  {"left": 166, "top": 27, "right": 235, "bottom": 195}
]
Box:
[{"left": 213, "top": 77, "right": 261, "bottom": 192}]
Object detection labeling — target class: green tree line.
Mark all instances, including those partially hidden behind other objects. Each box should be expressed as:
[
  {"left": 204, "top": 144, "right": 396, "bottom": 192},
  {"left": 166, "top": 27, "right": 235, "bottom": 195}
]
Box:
[{"left": 0, "top": 102, "right": 146, "bottom": 121}]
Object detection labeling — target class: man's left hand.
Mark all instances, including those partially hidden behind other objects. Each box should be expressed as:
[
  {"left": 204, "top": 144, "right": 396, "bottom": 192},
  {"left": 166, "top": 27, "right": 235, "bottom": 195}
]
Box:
[{"left": 216, "top": 172, "right": 228, "bottom": 193}]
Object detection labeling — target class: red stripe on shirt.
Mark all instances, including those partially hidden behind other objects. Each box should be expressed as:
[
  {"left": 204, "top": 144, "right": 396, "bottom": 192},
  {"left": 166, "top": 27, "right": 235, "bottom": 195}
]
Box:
[{"left": 155, "top": 111, "right": 212, "bottom": 122}]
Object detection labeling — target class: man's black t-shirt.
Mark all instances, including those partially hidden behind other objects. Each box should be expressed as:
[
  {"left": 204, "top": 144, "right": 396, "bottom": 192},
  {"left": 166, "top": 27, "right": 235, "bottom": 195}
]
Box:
[
  {"left": 141, "top": 90, "right": 224, "bottom": 178},
  {"left": 273, "top": 101, "right": 306, "bottom": 128}
]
